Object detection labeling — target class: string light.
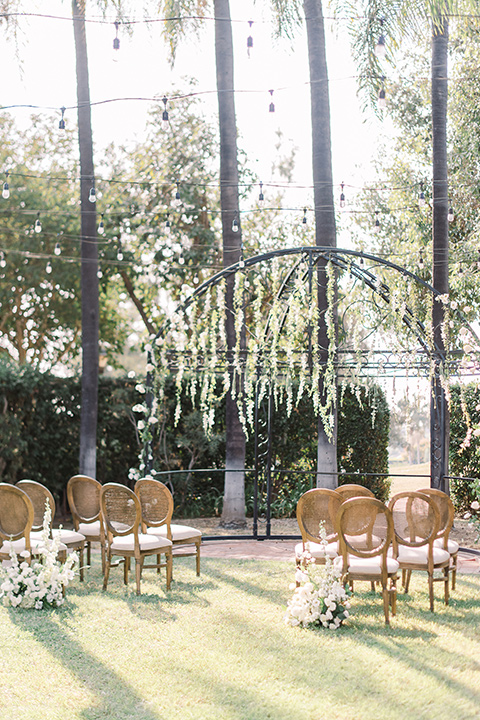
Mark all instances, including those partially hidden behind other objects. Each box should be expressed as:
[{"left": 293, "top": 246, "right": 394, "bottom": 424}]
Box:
[
  {"left": 373, "top": 211, "right": 380, "bottom": 233},
  {"left": 247, "top": 21, "right": 253, "bottom": 58},
  {"left": 98, "top": 213, "right": 105, "bottom": 235},
  {"left": 2, "top": 172, "right": 9, "bottom": 199},
  {"left": 113, "top": 21, "right": 120, "bottom": 50},
  {"left": 117, "top": 246, "right": 124, "bottom": 261},
  {"left": 477, "top": 249, "right": 480, "bottom": 270},
  {"left": 0, "top": 251, "right": 5, "bottom": 268},
  {"left": 59, "top": 106, "right": 66, "bottom": 130},
  {"left": 268, "top": 89, "right": 275, "bottom": 113},
  {"left": 375, "top": 18, "right": 386, "bottom": 58},
  {"left": 448, "top": 203, "right": 454, "bottom": 222},
  {"left": 88, "top": 185, "right": 96, "bottom": 203},
  {"left": 34, "top": 212, "right": 42, "bottom": 233},
  {"left": 418, "top": 249, "right": 424, "bottom": 269},
  {"left": 54, "top": 241, "right": 61, "bottom": 256},
  {"left": 340, "top": 182, "right": 345, "bottom": 208},
  {"left": 258, "top": 181, "right": 264, "bottom": 203},
  {"left": 165, "top": 212, "right": 171, "bottom": 233},
  {"left": 172, "top": 180, "right": 181, "bottom": 207},
  {"left": 97, "top": 269, "right": 103, "bottom": 278},
  {"left": 232, "top": 213, "right": 239, "bottom": 232},
  {"left": 378, "top": 77, "right": 386, "bottom": 109},
  {"left": 302, "top": 207, "right": 307, "bottom": 224},
  {"left": 162, "top": 97, "right": 170, "bottom": 130},
  {"left": 418, "top": 182, "right": 425, "bottom": 207},
  {"left": 359, "top": 254, "right": 364, "bottom": 267},
  {"left": 46, "top": 258, "right": 52, "bottom": 274}
]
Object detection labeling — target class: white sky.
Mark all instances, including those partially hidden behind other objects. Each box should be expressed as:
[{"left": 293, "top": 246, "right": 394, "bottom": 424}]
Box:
[{"left": 1, "top": 0, "right": 382, "bottom": 234}]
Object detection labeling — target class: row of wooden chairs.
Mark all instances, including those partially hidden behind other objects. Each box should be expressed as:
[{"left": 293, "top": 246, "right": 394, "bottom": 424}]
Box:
[
  {"left": 295, "top": 484, "right": 459, "bottom": 623},
  {"left": 0, "top": 477, "right": 202, "bottom": 597}
]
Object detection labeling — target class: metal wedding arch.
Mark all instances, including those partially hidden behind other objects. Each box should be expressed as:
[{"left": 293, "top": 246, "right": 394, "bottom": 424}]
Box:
[{"left": 146, "top": 245, "right": 480, "bottom": 537}]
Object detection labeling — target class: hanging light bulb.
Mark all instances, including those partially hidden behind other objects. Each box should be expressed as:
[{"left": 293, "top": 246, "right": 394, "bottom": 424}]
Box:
[
  {"left": 59, "top": 106, "right": 66, "bottom": 130},
  {"left": 46, "top": 259, "right": 52, "bottom": 274},
  {"left": 340, "top": 182, "right": 346, "bottom": 208},
  {"left": 54, "top": 242, "right": 61, "bottom": 256},
  {"left": 373, "top": 211, "right": 380, "bottom": 233},
  {"left": 2, "top": 171, "right": 9, "bottom": 199},
  {"left": 258, "top": 181, "right": 264, "bottom": 204},
  {"left": 418, "top": 182, "right": 426, "bottom": 207},
  {"left": 98, "top": 213, "right": 105, "bottom": 235},
  {"left": 88, "top": 185, "right": 96, "bottom": 203},
  {"left": 162, "top": 97, "right": 170, "bottom": 130},
  {"left": 117, "top": 247, "right": 124, "bottom": 261},
  {"left": 477, "top": 249, "right": 480, "bottom": 270},
  {"left": 302, "top": 208, "right": 307, "bottom": 224},
  {"left": 247, "top": 20, "right": 253, "bottom": 58},
  {"left": 418, "top": 250, "right": 424, "bottom": 270},
  {"left": 97, "top": 269, "right": 103, "bottom": 279},
  {"left": 378, "top": 78, "right": 386, "bottom": 109},
  {"left": 172, "top": 180, "right": 181, "bottom": 208},
  {"left": 359, "top": 254, "right": 364, "bottom": 267},
  {"left": 113, "top": 21, "right": 120, "bottom": 50},
  {"left": 165, "top": 213, "right": 171, "bottom": 233},
  {"left": 448, "top": 203, "right": 454, "bottom": 222},
  {"left": 375, "top": 18, "right": 386, "bottom": 58},
  {"left": 34, "top": 213, "right": 42, "bottom": 233},
  {"left": 0, "top": 251, "right": 6, "bottom": 268},
  {"left": 268, "top": 89, "right": 275, "bottom": 113},
  {"left": 458, "top": 263, "right": 463, "bottom": 276},
  {"left": 232, "top": 213, "right": 239, "bottom": 232}
]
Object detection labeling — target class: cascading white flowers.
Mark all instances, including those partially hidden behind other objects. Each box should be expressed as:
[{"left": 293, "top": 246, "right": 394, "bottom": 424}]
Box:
[
  {"left": 0, "top": 501, "right": 78, "bottom": 610},
  {"left": 284, "top": 523, "right": 351, "bottom": 630}
]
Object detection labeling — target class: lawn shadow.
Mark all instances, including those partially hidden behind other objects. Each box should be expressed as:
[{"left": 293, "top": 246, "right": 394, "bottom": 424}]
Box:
[{"left": 8, "top": 607, "right": 164, "bottom": 720}]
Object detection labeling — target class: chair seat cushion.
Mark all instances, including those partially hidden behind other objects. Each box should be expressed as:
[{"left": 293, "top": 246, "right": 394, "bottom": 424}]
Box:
[
  {"left": 111, "top": 533, "right": 172, "bottom": 552},
  {"left": 334, "top": 555, "right": 399, "bottom": 576},
  {"left": 295, "top": 541, "right": 339, "bottom": 560},
  {"left": 0, "top": 537, "right": 68, "bottom": 555},
  {"left": 434, "top": 538, "right": 459, "bottom": 554},
  {"left": 388, "top": 545, "right": 451, "bottom": 566},
  {"left": 78, "top": 521, "right": 101, "bottom": 537},
  {"left": 146, "top": 524, "right": 202, "bottom": 542},
  {"left": 52, "top": 529, "right": 86, "bottom": 545}
]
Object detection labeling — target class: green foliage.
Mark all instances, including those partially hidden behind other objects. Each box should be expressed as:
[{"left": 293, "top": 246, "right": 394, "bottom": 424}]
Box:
[
  {"left": 449, "top": 383, "right": 480, "bottom": 511},
  {"left": 0, "top": 360, "right": 140, "bottom": 507}
]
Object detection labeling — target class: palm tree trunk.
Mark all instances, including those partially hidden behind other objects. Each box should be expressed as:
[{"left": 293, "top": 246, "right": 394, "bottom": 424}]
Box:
[
  {"left": 430, "top": 14, "right": 449, "bottom": 491},
  {"left": 72, "top": 0, "right": 99, "bottom": 478},
  {"left": 304, "top": 0, "right": 338, "bottom": 489},
  {"left": 214, "top": 0, "right": 246, "bottom": 525}
]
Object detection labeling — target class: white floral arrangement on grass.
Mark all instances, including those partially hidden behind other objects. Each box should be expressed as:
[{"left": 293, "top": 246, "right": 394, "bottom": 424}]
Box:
[
  {"left": 285, "top": 524, "right": 351, "bottom": 630},
  {"left": 0, "top": 502, "right": 78, "bottom": 610}
]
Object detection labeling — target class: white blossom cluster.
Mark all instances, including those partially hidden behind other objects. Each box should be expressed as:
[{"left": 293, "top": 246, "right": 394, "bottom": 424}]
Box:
[
  {"left": 0, "top": 503, "right": 78, "bottom": 610},
  {"left": 285, "top": 526, "right": 351, "bottom": 630}
]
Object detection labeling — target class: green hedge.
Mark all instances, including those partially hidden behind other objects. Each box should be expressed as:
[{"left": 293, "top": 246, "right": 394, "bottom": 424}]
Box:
[
  {"left": 449, "top": 383, "right": 480, "bottom": 511},
  {"left": 0, "top": 360, "right": 390, "bottom": 516}
]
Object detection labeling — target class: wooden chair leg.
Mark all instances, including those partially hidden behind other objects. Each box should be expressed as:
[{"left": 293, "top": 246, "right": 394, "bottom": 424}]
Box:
[
  {"left": 79, "top": 546, "right": 84, "bottom": 582},
  {"left": 103, "top": 552, "right": 111, "bottom": 591},
  {"left": 135, "top": 558, "right": 143, "bottom": 595},
  {"left": 124, "top": 556, "right": 130, "bottom": 585},
  {"left": 444, "top": 567, "right": 449, "bottom": 606},
  {"left": 451, "top": 553, "right": 457, "bottom": 591},
  {"left": 382, "top": 584, "right": 390, "bottom": 624},
  {"left": 428, "top": 572, "right": 435, "bottom": 612},
  {"left": 166, "top": 550, "right": 172, "bottom": 590},
  {"left": 404, "top": 569, "right": 412, "bottom": 593},
  {"left": 86, "top": 541, "right": 91, "bottom": 567},
  {"left": 196, "top": 541, "right": 201, "bottom": 576},
  {"left": 156, "top": 553, "right": 161, "bottom": 574}
]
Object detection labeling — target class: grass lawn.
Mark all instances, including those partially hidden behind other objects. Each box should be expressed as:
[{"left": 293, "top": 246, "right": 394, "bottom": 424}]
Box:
[{"left": 1, "top": 555, "right": 480, "bottom": 720}]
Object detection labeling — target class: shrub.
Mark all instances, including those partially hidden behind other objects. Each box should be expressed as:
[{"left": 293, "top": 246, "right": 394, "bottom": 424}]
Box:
[{"left": 449, "top": 383, "right": 480, "bottom": 511}]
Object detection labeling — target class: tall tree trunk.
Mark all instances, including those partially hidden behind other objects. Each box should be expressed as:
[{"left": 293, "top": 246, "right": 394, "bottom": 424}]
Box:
[
  {"left": 214, "top": 0, "right": 246, "bottom": 525},
  {"left": 72, "top": 0, "right": 99, "bottom": 478},
  {"left": 304, "top": 0, "right": 338, "bottom": 489},
  {"left": 430, "top": 15, "right": 449, "bottom": 492}
]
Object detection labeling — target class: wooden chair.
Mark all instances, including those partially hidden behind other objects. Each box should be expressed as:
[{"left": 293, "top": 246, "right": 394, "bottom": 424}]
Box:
[
  {"left": 334, "top": 496, "right": 399, "bottom": 624},
  {"left": 0, "top": 483, "right": 34, "bottom": 562},
  {"left": 388, "top": 491, "right": 450, "bottom": 612},
  {"left": 100, "top": 482, "right": 172, "bottom": 595},
  {"left": 17, "top": 479, "right": 86, "bottom": 579},
  {"left": 135, "top": 478, "right": 202, "bottom": 576},
  {"left": 295, "top": 488, "right": 342, "bottom": 567},
  {"left": 335, "top": 484, "right": 375, "bottom": 501},
  {"left": 67, "top": 475, "right": 104, "bottom": 572},
  {"left": 418, "top": 487, "right": 458, "bottom": 590}
]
